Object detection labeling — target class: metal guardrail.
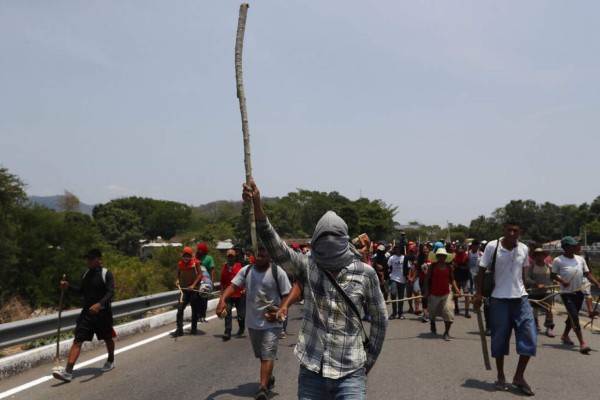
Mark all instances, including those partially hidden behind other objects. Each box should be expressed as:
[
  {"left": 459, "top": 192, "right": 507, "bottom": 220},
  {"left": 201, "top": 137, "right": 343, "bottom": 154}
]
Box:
[{"left": 0, "top": 290, "right": 184, "bottom": 349}]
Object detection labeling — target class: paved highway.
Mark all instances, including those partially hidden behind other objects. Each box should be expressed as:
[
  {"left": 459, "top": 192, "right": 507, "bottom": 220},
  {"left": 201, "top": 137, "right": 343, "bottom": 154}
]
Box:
[{"left": 1, "top": 302, "right": 599, "bottom": 400}]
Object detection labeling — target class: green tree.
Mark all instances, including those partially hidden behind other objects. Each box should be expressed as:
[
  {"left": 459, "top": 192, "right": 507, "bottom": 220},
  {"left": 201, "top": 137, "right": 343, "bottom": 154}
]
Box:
[
  {"left": 0, "top": 167, "right": 28, "bottom": 303},
  {"left": 93, "top": 204, "right": 144, "bottom": 255}
]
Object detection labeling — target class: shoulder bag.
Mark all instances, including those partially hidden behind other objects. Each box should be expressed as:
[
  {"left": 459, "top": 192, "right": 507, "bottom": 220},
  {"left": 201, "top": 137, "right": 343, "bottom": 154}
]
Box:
[
  {"left": 323, "top": 267, "right": 370, "bottom": 350},
  {"left": 482, "top": 240, "right": 500, "bottom": 298}
]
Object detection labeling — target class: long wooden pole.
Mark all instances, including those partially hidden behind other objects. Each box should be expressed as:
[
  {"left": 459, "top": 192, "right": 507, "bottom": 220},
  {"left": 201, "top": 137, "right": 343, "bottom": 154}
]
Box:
[
  {"left": 235, "top": 3, "right": 257, "bottom": 254},
  {"left": 55, "top": 274, "right": 66, "bottom": 365}
]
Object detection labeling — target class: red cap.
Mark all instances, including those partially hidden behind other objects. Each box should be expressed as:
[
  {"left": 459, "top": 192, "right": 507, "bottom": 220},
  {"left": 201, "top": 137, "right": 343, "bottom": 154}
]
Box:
[
  {"left": 183, "top": 247, "right": 193, "bottom": 255},
  {"left": 197, "top": 243, "right": 209, "bottom": 253},
  {"left": 292, "top": 243, "right": 300, "bottom": 249}
]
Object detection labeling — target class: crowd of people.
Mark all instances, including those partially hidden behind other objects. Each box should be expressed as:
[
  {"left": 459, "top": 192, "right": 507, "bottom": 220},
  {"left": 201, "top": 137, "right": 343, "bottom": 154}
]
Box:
[{"left": 50, "top": 186, "right": 600, "bottom": 399}]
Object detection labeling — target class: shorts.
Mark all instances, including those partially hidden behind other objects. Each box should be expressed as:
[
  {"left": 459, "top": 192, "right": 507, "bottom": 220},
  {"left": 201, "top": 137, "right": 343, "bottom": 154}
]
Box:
[
  {"left": 74, "top": 311, "right": 113, "bottom": 342},
  {"left": 248, "top": 328, "right": 280, "bottom": 360},
  {"left": 428, "top": 294, "right": 454, "bottom": 322},
  {"left": 413, "top": 277, "right": 421, "bottom": 293},
  {"left": 489, "top": 296, "right": 536, "bottom": 357},
  {"left": 456, "top": 280, "right": 469, "bottom": 293}
]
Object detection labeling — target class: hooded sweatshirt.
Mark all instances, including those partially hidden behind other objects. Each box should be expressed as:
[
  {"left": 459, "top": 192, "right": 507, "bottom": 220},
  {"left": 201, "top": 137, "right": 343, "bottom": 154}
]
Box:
[{"left": 310, "top": 211, "right": 361, "bottom": 271}]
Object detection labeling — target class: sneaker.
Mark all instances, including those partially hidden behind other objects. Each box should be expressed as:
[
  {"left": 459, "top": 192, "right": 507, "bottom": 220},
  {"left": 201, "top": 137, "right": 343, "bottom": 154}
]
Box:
[
  {"left": 545, "top": 328, "right": 555, "bottom": 338},
  {"left": 443, "top": 333, "right": 452, "bottom": 341},
  {"left": 421, "top": 314, "right": 430, "bottom": 323},
  {"left": 268, "top": 375, "right": 276, "bottom": 390},
  {"left": 399, "top": 315, "right": 406, "bottom": 320},
  {"left": 52, "top": 366, "right": 72, "bottom": 383},
  {"left": 101, "top": 361, "right": 115, "bottom": 372},
  {"left": 279, "top": 330, "right": 287, "bottom": 339},
  {"left": 464, "top": 312, "right": 471, "bottom": 319},
  {"left": 190, "top": 328, "right": 198, "bottom": 335},
  {"left": 222, "top": 332, "right": 231, "bottom": 341},
  {"left": 236, "top": 328, "right": 245, "bottom": 337},
  {"left": 389, "top": 313, "right": 396, "bottom": 320},
  {"left": 255, "top": 387, "right": 269, "bottom": 400}
]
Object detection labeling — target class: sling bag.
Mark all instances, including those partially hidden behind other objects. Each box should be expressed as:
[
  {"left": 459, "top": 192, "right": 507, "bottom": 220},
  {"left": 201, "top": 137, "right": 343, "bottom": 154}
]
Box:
[{"left": 323, "top": 266, "right": 370, "bottom": 350}]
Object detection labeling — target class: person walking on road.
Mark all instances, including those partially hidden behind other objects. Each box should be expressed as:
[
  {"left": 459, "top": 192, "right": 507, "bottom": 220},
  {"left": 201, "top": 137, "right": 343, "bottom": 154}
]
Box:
[
  {"left": 52, "top": 249, "right": 116, "bottom": 383},
  {"left": 473, "top": 219, "right": 536, "bottom": 396},
  {"left": 423, "top": 248, "right": 460, "bottom": 340},
  {"left": 172, "top": 247, "right": 204, "bottom": 337},
  {"left": 220, "top": 249, "right": 246, "bottom": 340},
  {"left": 242, "top": 180, "right": 387, "bottom": 400},
  {"left": 551, "top": 236, "right": 600, "bottom": 355},
  {"left": 216, "top": 245, "right": 291, "bottom": 400}
]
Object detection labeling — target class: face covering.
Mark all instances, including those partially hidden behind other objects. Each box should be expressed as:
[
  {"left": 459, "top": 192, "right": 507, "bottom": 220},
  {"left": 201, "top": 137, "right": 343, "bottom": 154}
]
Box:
[{"left": 310, "top": 211, "right": 361, "bottom": 271}]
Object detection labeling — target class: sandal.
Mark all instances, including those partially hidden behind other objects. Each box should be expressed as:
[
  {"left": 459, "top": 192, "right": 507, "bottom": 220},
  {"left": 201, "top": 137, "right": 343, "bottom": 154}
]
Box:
[
  {"left": 580, "top": 346, "right": 591, "bottom": 355},
  {"left": 561, "top": 336, "right": 575, "bottom": 345},
  {"left": 494, "top": 381, "right": 508, "bottom": 391},
  {"left": 512, "top": 381, "right": 535, "bottom": 396}
]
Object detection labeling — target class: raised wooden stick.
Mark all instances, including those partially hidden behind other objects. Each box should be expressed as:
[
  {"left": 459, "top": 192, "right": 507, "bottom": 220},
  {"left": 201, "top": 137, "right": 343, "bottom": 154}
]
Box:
[{"left": 235, "top": 3, "right": 257, "bottom": 254}]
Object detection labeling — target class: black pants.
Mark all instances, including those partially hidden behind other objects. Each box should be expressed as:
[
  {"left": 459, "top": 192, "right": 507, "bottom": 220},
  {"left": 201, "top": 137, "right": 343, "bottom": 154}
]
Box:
[
  {"left": 224, "top": 296, "right": 246, "bottom": 333},
  {"left": 176, "top": 291, "right": 199, "bottom": 330}
]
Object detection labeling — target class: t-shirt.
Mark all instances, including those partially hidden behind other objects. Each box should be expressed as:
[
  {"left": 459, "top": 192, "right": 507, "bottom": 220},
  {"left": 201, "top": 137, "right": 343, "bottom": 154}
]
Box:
[
  {"left": 453, "top": 252, "right": 470, "bottom": 283},
  {"left": 199, "top": 255, "right": 215, "bottom": 277},
  {"left": 480, "top": 239, "right": 528, "bottom": 299},
  {"left": 468, "top": 250, "right": 481, "bottom": 277},
  {"left": 231, "top": 264, "right": 292, "bottom": 330},
  {"left": 551, "top": 254, "right": 589, "bottom": 292},
  {"left": 387, "top": 254, "right": 406, "bottom": 283}
]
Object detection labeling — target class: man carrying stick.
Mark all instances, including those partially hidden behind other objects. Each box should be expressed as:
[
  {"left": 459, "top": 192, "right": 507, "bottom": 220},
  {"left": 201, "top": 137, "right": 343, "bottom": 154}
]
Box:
[
  {"left": 242, "top": 180, "right": 387, "bottom": 400},
  {"left": 52, "top": 249, "right": 115, "bottom": 383},
  {"left": 473, "top": 219, "right": 536, "bottom": 396}
]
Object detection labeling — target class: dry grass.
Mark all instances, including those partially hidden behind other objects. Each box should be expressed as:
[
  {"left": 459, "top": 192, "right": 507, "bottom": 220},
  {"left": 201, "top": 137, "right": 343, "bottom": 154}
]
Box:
[{"left": 0, "top": 296, "right": 32, "bottom": 324}]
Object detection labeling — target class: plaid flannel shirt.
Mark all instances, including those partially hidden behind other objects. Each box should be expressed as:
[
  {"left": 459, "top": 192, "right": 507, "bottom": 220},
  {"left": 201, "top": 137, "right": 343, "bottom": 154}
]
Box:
[{"left": 257, "top": 217, "right": 388, "bottom": 379}]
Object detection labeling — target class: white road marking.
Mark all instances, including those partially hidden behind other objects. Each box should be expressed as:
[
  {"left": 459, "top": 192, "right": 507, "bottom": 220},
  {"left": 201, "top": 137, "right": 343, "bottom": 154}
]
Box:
[{"left": 0, "top": 316, "right": 218, "bottom": 399}]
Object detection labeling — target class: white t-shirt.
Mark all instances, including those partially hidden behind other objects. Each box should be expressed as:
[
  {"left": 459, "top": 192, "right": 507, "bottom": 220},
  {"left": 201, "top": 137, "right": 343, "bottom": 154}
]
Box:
[
  {"left": 468, "top": 250, "right": 482, "bottom": 277},
  {"left": 551, "top": 254, "right": 589, "bottom": 292},
  {"left": 387, "top": 254, "right": 406, "bottom": 283},
  {"left": 480, "top": 239, "right": 528, "bottom": 299}
]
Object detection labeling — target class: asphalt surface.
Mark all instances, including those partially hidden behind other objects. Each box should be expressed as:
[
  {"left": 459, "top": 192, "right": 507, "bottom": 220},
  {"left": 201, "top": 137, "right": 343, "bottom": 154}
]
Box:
[{"left": 1, "top": 301, "right": 600, "bottom": 400}]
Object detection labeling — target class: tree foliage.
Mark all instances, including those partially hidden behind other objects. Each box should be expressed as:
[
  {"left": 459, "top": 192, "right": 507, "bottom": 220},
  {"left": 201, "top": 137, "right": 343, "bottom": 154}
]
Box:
[{"left": 93, "top": 197, "right": 192, "bottom": 254}]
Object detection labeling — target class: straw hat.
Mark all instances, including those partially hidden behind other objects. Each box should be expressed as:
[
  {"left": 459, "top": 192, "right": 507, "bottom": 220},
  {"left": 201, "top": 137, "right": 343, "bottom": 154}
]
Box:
[{"left": 428, "top": 248, "right": 455, "bottom": 263}]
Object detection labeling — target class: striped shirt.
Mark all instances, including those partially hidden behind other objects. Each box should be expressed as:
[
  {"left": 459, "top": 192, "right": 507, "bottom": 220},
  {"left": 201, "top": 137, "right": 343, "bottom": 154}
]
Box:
[{"left": 257, "top": 217, "right": 388, "bottom": 379}]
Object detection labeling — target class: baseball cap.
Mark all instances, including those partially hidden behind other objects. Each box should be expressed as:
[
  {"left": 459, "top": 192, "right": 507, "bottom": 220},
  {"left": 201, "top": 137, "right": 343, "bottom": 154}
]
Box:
[
  {"left": 226, "top": 249, "right": 236, "bottom": 257},
  {"left": 561, "top": 236, "right": 580, "bottom": 247},
  {"left": 84, "top": 248, "right": 102, "bottom": 259}
]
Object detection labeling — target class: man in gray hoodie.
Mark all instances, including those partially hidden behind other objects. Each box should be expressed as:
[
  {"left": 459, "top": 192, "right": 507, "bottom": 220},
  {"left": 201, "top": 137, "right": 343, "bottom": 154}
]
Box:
[{"left": 242, "top": 180, "right": 387, "bottom": 400}]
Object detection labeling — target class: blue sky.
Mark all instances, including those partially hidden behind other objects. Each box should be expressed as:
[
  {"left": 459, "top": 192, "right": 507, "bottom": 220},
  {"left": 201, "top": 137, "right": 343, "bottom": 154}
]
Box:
[{"left": 1, "top": 1, "right": 599, "bottom": 226}]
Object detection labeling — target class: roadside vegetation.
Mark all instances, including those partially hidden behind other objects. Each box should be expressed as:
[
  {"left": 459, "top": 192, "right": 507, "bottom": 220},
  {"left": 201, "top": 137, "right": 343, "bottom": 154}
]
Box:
[{"left": 1, "top": 166, "right": 599, "bottom": 323}]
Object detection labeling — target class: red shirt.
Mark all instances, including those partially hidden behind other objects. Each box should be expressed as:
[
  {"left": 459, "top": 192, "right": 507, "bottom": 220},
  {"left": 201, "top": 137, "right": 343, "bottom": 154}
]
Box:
[
  {"left": 430, "top": 263, "right": 451, "bottom": 296},
  {"left": 220, "top": 262, "right": 244, "bottom": 298}
]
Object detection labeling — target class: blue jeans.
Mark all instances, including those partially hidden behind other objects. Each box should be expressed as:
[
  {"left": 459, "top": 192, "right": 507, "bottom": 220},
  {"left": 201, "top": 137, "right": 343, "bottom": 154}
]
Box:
[
  {"left": 390, "top": 281, "right": 406, "bottom": 316},
  {"left": 489, "top": 296, "right": 536, "bottom": 357},
  {"left": 298, "top": 366, "right": 366, "bottom": 400}
]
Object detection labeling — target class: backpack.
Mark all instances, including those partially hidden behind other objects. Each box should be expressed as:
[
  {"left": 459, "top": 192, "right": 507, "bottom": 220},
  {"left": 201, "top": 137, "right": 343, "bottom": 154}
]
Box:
[{"left": 244, "top": 263, "right": 283, "bottom": 298}]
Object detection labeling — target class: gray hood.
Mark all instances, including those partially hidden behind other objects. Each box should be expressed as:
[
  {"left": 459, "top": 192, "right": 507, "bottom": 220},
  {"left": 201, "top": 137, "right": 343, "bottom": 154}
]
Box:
[{"left": 310, "top": 211, "right": 361, "bottom": 271}]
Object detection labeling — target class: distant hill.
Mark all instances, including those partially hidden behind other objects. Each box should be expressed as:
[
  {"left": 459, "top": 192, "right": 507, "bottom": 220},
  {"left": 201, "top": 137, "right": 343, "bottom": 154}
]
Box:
[{"left": 28, "top": 195, "right": 95, "bottom": 215}]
